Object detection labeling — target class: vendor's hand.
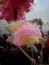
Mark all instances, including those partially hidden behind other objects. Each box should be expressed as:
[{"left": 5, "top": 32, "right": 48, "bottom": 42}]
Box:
[
  {"left": 31, "top": 58, "right": 36, "bottom": 63},
  {"left": 31, "top": 58, "right": 38, "bottom": 65},
  {"left": 27, "top": 45, "right": 31, "bottom": 48}
]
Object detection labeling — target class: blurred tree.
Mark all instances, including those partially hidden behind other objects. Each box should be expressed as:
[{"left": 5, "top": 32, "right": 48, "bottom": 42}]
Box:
[{"left": 31, "top": 18, "right": 43, "bottom": 31}]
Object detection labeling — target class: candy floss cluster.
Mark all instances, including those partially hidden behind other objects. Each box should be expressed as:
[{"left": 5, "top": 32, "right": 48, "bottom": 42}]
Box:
[
  {"left": 12, "top": 21, "right": 42, "bottom": 47},
  {"left": 0, "top": 0, "right": 34, "bottom": 22}
]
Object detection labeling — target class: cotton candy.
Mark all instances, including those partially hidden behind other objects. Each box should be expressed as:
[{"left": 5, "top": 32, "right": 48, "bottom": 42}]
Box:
[
  {"left": 13, "top": 21, "right": 42, "bottom": 46},
  {"left": 0, "top": 0, "right": 7, "bottom": 5},
  {"left": 1, "top": 0, "right": 34, "bottom": 21},
  {"left": 0, "top": 26, "right": 9, "bottom": 37},
  {"left": 7, "top": 0, "right": 34, "bottom": 12},
  {"left": 7, "top": 20, "right": 23, "bottom": 33}
]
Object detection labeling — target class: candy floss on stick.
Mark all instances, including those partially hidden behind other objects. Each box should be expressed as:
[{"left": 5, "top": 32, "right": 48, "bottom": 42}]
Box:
[{"left": 7, "top": 20, "right": 42, "bottom": 64}]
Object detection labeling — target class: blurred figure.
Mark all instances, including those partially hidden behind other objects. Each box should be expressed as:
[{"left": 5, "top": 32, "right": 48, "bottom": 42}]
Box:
[
  {"left": 43, "top": 35, "right": 49, "bottom": 64},
  {"left": 7, "top": 46, "right": 32, "bottom": 65},
  {"left": 31, "top": 39, "right": 43, "bottom": 64},
  {"left": 37, "top": 40, "right": 43, "bottom": 64},
  {"left": 31, "top": 44, "right": 38, "bottom": 63}
]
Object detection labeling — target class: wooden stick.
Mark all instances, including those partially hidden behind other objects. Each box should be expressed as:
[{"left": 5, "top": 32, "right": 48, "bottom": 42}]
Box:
[
  {"left": 6, "top": 32, "right": 15, "bottom": 42},
  {"left": 18, "top": 47, "right": 36, "bottom": 63}
]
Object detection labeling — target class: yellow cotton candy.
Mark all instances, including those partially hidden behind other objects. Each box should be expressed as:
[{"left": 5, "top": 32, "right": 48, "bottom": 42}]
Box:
[
  {"left": 22, "top": 35, "right": 39, "bottom": 46},
  {"left": 22, "top": 36, "right": 30, "bottom": 46},
  {"left": 29, "top": 35, "right": 39, "bottom": 44},
  {"left": 7, "top": 21, "right": 22, "bottom": 33}
]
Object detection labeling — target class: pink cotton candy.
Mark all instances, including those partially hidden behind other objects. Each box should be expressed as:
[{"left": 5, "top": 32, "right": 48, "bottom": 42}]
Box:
[{"left": 13, "top": 21, "right": 42, "bottom": 46}]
